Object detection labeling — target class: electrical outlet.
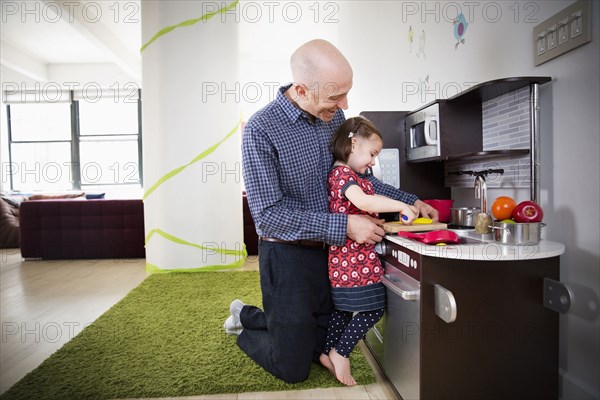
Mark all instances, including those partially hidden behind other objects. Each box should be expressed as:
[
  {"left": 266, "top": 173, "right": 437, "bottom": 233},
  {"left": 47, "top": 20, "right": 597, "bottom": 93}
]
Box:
[{"left": 534, "top": 0, "right": 592, "bottom": 66}]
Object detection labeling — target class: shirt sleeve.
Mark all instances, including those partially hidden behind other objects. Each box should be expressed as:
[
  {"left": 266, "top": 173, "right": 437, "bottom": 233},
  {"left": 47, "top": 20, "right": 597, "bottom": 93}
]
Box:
[
  {"left": 242, "top": 124, "right": 347, "bottom": 246},
  {"left": 363, "top": 174, "right": 420, "bottom": 204}
]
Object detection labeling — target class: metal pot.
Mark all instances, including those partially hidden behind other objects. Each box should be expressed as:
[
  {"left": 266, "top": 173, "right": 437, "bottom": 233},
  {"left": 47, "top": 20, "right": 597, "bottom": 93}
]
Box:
[
  {"left": 490, "top": 221, "right": 546, "bottom": 245},
  {"left": 450, "top": 207, "right": 480, "bottom": 227}
]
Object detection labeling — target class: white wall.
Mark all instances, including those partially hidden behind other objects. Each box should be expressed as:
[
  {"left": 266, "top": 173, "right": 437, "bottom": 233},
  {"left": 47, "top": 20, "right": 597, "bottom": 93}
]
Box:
[
  {"left": 240, "top": 1, "right": 599, "bottom": 398},
  {"left": 239, "top": 2, "right": 338, "bottom": 119}
]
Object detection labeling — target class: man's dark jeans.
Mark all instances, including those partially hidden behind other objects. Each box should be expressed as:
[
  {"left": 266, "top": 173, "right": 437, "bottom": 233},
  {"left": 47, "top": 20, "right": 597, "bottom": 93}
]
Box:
[{"left": 236, "top": 241, "right": 332, "bottom": 383}]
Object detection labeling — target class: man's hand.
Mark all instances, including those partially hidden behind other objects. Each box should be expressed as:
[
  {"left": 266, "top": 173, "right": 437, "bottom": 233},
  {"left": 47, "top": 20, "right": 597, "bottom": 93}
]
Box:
[
  {"left": 414, "top": 199, "right": 440, "bottom": 221},
  {"left": 347, "top": 214, "right": 385, "bottom": 245}
]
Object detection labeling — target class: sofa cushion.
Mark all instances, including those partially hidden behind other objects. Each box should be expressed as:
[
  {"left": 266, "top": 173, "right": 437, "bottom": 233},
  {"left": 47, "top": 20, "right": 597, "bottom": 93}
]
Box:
[
  {"left": 0, "top": 199, "right": 20, "bottom": 248},
  {"left": 28, "top": 192, "right": 85, "bottom": 201},
  {"left": 0, "top": 195, "right": 28, "bottom": 208},
  {"left": 19, "top": 199, "right": 145, "bottom": 259}
]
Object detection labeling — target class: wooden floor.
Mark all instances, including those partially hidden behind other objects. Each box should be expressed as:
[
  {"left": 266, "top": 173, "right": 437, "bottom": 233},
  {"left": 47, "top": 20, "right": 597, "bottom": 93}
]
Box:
[{"left": 0, "top": 250, "right": 398, "bottom": 399}]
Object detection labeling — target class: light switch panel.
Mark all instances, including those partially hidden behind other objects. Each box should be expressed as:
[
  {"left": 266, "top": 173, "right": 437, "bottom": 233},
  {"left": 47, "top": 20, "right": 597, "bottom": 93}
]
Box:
[
  {"left": 534, "top": 0, "right": 592, "bottom": 66},
  {"left": 570, "top": 11, "right": 583, "bottom": 38},
  {"left": 547, "top": 24, "right": 557, "bottom": 50},
  {"left": 558, "top": 17, "right": 569, "bottom": 45},
  {"left": 537, "top": 31, "right": 546, "bottom": 55}
]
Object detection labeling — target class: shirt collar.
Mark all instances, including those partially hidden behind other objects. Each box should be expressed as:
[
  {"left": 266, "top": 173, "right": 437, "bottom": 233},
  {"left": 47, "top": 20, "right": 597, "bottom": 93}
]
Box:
[{"left": 276, "top": 84, "right": 316, "bottom": 124}]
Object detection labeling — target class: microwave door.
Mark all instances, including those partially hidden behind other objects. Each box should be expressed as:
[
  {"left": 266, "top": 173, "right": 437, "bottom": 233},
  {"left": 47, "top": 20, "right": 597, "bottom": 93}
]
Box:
[{"left": 410, "top": 123, "right": 426, "bottom": 148}]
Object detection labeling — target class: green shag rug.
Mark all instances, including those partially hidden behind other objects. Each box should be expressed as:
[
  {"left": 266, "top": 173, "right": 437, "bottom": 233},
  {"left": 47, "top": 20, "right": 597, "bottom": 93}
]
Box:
[{"left": 1, "top": 272, "right": 376, "bottom": 400}]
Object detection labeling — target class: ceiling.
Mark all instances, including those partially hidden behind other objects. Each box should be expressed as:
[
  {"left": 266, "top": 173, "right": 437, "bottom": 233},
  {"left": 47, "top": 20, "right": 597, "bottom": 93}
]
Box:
[{"left": 1, "top": 0, "right": 142, "bottom": 86}]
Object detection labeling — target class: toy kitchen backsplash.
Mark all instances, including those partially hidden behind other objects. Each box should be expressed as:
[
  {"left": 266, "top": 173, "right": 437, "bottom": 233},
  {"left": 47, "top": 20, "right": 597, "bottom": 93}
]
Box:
[{"left": 445, "top": 86, "right": 532, "bottom": 189}]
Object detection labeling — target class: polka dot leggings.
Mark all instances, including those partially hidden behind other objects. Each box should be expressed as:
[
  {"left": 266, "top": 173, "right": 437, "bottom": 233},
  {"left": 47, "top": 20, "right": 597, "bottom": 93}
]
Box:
[{"left": 323, "top": 308, "right": 384, "bottom": 358}]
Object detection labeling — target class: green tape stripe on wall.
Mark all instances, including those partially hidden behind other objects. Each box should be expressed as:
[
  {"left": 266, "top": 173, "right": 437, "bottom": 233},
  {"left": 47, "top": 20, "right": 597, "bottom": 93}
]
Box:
[
  {"left": 143, "top": 117, "right": 241, "bottom": 200},
  {"left": 145, "top": 228, "right": 248, "bottom": 273},
  {"left": 141, "top": 0, "right": 239, "bottom": 52}
]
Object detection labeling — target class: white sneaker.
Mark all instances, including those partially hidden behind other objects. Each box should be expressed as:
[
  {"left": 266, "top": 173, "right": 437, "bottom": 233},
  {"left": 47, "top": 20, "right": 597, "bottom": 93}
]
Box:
[
  {"left": 225, "top": 327, "right": 243, "bottom": 335},
  {"left": 229, "top": 299, "right": 245, "bottom": 325},
  {"left": 223, "top": 315, "right": 243, "bottom": 335},
  {"left": 223, "top": 315, "right": 243, "bottom": 330}
]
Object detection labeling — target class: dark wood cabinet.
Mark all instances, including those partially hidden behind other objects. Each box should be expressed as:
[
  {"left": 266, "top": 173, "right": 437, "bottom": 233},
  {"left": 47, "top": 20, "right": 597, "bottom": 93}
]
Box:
[
  {"left": 420, "top": 255, "right": 559, "bottom": 399},
  {"left": 363, "top": 77, "right": 559, "bottom": 399},
  {"left": 373, "top": 237, "right": 561, "bottom": 400},
  {"left": 361, "top": 77, "right": 552, "bottom": 204},
  {"left": 360, "top": 111, "right": 449, "bottom": 201},
  {"left": 405, "top": 99, "right": 483, "bottom": 161}
]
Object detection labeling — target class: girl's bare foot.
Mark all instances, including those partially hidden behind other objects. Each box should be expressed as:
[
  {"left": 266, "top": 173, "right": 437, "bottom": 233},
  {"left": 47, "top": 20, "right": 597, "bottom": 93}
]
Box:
[
  {"left": 329, "top": 348, "right": 356, "bottom": 386},
  {"left": 319, "top": 353, "right": 336, "bottom": 376}
]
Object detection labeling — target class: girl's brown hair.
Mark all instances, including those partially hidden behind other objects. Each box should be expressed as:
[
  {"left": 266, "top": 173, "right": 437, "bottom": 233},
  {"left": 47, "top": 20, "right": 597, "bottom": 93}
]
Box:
[{"left": 330, "top": 116, "right": 383, "bottom": 162}]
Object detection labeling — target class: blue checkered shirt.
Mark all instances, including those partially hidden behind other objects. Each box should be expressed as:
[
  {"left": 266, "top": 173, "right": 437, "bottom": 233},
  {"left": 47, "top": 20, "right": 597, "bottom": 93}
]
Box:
[{"left": 242, "top": 84, "right": 419, "bottom": 246}]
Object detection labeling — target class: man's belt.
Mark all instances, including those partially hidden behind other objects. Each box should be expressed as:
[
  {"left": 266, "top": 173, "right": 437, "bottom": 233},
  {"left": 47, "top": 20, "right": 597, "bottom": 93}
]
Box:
[{"left": 260, "top": 237, "right": 327, "bottom": 250}]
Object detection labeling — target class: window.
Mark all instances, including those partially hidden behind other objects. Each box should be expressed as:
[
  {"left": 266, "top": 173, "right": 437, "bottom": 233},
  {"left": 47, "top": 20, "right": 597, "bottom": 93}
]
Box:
[
  {"left": 77, "top": 96, "right": 142, "bottom": 189},
  {"left": 3, "top": 90, "right": 142, "bottom": 194},
  {"left": 7, "top": 102, "right": 72, "bottom": 191}
]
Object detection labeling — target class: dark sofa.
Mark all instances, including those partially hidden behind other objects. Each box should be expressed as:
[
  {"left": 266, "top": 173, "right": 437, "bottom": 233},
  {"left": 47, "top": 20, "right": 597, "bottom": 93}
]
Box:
[
  {"left": 19, "top": 199, "right": 145, "bottom": 259},
  {"left": 0, "top": 199, "right": 20, "bottom": 248}
]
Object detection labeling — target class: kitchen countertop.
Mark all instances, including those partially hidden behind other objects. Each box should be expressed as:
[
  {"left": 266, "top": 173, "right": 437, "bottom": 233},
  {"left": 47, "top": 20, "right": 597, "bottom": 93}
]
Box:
[{"left": 384, "top": 230, "right": 565, "bottom": 261}]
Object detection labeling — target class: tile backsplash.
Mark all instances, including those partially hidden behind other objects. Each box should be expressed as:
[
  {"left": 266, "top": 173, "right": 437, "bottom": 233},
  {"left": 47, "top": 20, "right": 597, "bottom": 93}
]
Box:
[{"left": 445, "top": 86, "right": 531, "bottom": 188}]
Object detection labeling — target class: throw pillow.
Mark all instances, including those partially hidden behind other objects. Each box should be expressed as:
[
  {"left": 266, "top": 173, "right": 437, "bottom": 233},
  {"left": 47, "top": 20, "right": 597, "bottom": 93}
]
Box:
[
  {"left": 28, "top": 192, "right": 85, "bottom": 201},
  {"left": 86, "top": 193, "right": 106, "bottom": 199}
]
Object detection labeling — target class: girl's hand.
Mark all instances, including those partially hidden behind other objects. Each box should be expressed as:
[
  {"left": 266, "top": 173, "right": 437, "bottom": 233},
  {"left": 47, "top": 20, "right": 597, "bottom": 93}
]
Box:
[{"left": 400, "top": 207, "right": 418, "bottom": 225}]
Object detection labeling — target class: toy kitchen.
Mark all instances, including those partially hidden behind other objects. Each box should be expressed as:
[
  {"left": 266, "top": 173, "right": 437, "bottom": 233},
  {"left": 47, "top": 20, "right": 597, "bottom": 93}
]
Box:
[{"left": 363, "top": 77, "right": 569, "bottom": 399}]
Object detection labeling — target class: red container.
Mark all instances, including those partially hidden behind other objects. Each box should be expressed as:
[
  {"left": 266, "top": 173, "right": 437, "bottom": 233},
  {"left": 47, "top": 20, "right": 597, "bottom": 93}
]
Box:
[{"left": 423, "top": 199, "right": 454, "bottom": 223}]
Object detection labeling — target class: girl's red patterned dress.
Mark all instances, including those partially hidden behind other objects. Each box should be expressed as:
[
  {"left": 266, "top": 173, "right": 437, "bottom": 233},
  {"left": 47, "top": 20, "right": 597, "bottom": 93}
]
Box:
[{"left": 327, "top": 165, "right": 383, "bottom": 288}]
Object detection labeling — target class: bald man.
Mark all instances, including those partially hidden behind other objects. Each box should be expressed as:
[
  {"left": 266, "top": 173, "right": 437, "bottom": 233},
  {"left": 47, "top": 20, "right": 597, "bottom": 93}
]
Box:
[{"left": 229, "top": 39, "right": 436, "bottom": 384}]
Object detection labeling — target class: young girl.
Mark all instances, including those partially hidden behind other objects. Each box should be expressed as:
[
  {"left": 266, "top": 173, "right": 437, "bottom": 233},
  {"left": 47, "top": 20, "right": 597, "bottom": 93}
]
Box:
[{"left": 320, "top": 116, "right": 418, "bottom": 386}]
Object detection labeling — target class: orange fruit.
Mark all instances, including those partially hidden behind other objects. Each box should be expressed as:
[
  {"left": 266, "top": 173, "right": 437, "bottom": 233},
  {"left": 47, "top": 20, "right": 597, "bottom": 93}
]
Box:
[{"left": 491, "top": 196, "right": 517, "bottom": 220}]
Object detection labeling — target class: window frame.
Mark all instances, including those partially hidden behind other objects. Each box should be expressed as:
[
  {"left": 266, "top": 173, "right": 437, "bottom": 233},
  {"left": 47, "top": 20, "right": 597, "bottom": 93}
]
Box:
[{"left": 4, "top": 89, "right": 143, "bottom": 192}]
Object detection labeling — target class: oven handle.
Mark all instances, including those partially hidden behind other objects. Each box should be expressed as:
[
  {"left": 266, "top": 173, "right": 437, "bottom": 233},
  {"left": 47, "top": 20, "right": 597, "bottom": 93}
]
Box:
[
  {"left": 434, "top": 284, "right": 458, "bottom": 323},
  {"left": 381, "top": 273, "right": 420, "bottom": 301}
]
